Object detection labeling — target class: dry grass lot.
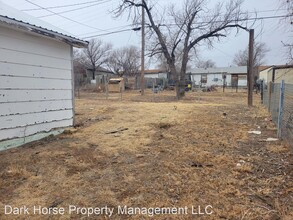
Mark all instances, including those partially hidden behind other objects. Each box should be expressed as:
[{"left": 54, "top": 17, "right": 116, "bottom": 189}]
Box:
[{"left": 0, "top": 90, "right": 292, "bottom": 220}]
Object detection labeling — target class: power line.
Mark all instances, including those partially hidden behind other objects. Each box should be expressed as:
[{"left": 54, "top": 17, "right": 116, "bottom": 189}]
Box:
[
  {"left": 248, "top": 8, "right": 287, "bottom": 14},
  {"left": 21, "top": 1, "right": 291, "bottom": 39},
  {"left": 22, "top": 0, "right": 104, "bottom": 11},
  {"left": 80, "top": 14, "right": 291, "bottom": 38},
  {"left": 83, "top": 27, "right": 141, "bottom": 39},
  {"left": 38, "top": 0, "right": 111, "bottom": 18},
  {"left": 79, "top": 23, "right": 139, "bottom": 36},
  {"left": 161, "top": 14, "right": 292, "bottom": 27},
  {"left": 212, "top": 45, "right": 234, "bottom": 58},
  {"left": 24, "top": 0, "right": 106, "bottom": 31}
]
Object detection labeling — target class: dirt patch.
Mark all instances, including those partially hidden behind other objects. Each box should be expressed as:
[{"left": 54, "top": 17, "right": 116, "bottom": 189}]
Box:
[{"left": 0, "top": 90, "right": 292, "bottom": 220}]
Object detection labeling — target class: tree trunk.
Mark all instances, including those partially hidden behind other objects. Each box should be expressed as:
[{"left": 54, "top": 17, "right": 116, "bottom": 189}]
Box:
[
  {"left": 178, "top": 75, "right": 186, "bottom": 98},
  {"left": 168, "top": 64, "right": 179, "bottom": 99},
  {"left": 176, "top": 75, "right": 185, "bottom": 99},
  {"left": 176, "top": 50, "right": 189, "bottom": 99}
]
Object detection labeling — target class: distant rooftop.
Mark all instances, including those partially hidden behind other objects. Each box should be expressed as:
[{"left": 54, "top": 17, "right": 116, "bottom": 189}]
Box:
[
  {"left": 0, "top": 1, "right": 87, "bottom": 48},
  {"left": 188, "top": 66, "right": 247, "bottom": 74},
  {"left": 144, "top": 69, "right": 169, "bottom": 74}
]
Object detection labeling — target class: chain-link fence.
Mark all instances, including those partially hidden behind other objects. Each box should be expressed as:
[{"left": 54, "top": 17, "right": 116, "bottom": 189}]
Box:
[
  {"left": 262, "top": 81, "right": 293, "bottom": 150},
  {"left": 282, "top": 83, "right": 293, "bottom": 146}
]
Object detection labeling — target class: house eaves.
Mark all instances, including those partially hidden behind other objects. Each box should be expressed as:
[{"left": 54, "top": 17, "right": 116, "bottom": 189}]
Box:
[{"left": 188, "top": 66, "right": 247, "bottom": 75}]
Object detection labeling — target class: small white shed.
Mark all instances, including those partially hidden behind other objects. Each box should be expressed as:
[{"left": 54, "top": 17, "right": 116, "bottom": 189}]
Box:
[{"left": 0, "top": 2, "right": 88, "bottom": 150}]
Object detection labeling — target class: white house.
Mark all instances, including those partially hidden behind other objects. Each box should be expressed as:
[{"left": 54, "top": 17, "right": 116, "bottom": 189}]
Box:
[
  {"left": 188, "top": 66, "right": 247, "bottom": 88},
  {"left": 0, "top": 2, "right": 88, "bottom": 150}
]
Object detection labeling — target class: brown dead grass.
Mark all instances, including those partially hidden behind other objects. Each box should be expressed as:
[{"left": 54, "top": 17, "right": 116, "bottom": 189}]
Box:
[{"left": 0, "top": 89, "right": 292, "bottom": 220}]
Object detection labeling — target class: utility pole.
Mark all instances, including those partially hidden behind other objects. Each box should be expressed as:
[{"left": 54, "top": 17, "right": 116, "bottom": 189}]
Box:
[
  {"left": 248, "top": 29, "right": 254, "bottom": 106},
  {"left": 140, "top": 0, "right": 145, "bottom": 95}
]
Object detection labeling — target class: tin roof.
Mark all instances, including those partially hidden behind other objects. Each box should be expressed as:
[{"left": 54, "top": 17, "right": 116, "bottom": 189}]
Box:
[
  {"left": 0, "top": 1, "right": 88, "bottom": 48},
  {"left": 188, "top": 66, "right": 247, "bottom": 75},
  {"left": 144, "top": 69, "right": 169, "bottom": 74}
]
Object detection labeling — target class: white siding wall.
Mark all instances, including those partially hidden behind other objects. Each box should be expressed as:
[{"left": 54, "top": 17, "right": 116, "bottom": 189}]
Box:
[
  {"left": 259, "top": 69, "right": 270, "bottom": 83},
  {"left": 238, "top": 76, "right": 247, "bottom": 86},
  {"left": 0, "top": 25, "right": 73, "bottom": 141},
  {"left": 226, "top": 75, "right": 232, "bottom": 86},
  {"left": 207, "top": 74, "right": 224, "bottom": 86},
  {"left": 144, "top": 73, "right": 168, "bottom": 79},
  {"left": 191, "top": 75, "right": 201, "bottom": 86},
  {"left": 191, "top": 74, "right": 228, "bottom": 86}
]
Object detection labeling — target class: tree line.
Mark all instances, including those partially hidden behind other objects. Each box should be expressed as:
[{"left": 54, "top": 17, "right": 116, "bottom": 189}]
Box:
[{"left": 73, "top": 39, "right": 141, "bottom": 81}]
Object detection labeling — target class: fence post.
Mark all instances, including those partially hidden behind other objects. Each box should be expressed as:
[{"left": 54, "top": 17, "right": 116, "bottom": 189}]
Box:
[{"left": 277, "top": 80, "right": 285, "bottom": 138}]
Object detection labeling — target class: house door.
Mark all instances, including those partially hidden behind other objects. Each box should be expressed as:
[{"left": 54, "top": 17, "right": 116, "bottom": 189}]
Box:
[{"left": 231, "top": 74, "right": 238, "bottom": 88}]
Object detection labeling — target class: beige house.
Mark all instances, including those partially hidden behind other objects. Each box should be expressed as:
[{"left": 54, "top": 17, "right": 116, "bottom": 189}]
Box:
[{"left": 261, "top": 65, "right": 293, "bottom": 84}]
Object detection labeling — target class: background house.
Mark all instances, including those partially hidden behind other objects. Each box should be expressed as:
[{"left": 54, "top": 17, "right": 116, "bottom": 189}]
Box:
[
  {"left": 0, "top": 2, "right": 87, "bottom": 150},
  {"left": 188, "top": 66, "right": 247, "bottom": 88},
  {"left": 143, "top": 69, "right": 170, "bottom": 88},
  {"left": 85, "top": 67, "right": 115, "bottom": 91},
  {"left": 86, "top": 67, "right": 115, "bottom": 84}
]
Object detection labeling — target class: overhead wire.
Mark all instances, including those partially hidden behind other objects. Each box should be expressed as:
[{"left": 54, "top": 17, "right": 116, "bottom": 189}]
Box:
[
  {"left": 83, "top": 27, "right": 141, "bottom": 39},
  {"left": 21, "top": 1, "right": 292, "bottom": 39},
  {"left": 38, "top": 0, "right": 111, "bottom": 18},
  {"left": 22, "top": 0, "right": 106, "bottom": 11},
  {"left": 80, "top": 14, "right": 291, "bottom": 38},
  {"left": 24, "top": 0, "right": 107, "bottom": 31}
]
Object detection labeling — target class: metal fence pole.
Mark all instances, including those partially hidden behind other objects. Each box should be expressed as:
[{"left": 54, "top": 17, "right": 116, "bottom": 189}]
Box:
[
  {"left": 261, "top": 80, "right": 264, "bottom": 104},
  {"left": 268, "top": 81, "right": 273, "bottom": 112},
  {"left": 277, "top": 80, "right": 285, "bottom": 138}
]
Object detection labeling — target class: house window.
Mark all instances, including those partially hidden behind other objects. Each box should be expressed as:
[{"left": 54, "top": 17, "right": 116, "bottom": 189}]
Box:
[
  {"left": 201, "top": 74, "right": 207, "bottom": 83},
  {"left": 238, "top": 75, "right": 247, "bottom": 80}
]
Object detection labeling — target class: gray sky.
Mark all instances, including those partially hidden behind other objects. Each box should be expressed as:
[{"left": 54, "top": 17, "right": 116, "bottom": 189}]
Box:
[{"left": 3, "top": 0, "right": 291, "bottom": 67}]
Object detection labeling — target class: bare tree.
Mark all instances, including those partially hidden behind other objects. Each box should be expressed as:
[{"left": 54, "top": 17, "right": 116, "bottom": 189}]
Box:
[
  {"left": 83, "top": 39, "right": 112, "bottom": 80},
  {"left": 233, "top": 42, "right": 270, "bottom": 67},
  {"left": 115, "top": 0, "right": 250, "bottom": 99},
  {"left": 196, "top": 59, "right": 216, "bottom": 68},
  {"left": 279, "top": 0, "right": 293, "bottom": 63},
  {"left": 108, "top": 45, "right": 140, "bottom": 76},
  {"left": 154, "top": 53, "right": 185, "bottom": 73},
  {"left": 73, "top": 49, "right": 87, "bottom": 97},
  {"left": 282, "top": 41, "right": 293, "bottom": 64},
  {"left": 155, "top": 53, "right": 169, "bottom": 71}
]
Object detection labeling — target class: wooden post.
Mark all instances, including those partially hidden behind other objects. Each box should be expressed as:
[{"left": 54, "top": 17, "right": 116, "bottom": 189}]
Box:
[
  {"left": 248, "top": 29, "right": 254, "bottom": 106},
  {"left": 277, "top": 80, "right": 285, "bottom": 138},
  {"left": 223, "top": 74, "right": 226, "bottom": 92},
  {"left": 236, "top": 75, "right": 238, "bottom": 93},
  {"left": 105, "top": 76, "right": 108, "bottom": 100},
  {"left": 140, "top": 1, "right": 145, "bottom": 95}
]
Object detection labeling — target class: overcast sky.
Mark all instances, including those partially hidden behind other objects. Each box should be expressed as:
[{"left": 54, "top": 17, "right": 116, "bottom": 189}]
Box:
[{"left": 3, "top": 0, "right": 292, "bottom": 68}]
